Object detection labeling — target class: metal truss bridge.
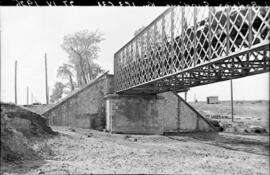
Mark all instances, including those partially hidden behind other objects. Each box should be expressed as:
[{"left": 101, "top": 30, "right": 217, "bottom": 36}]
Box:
[{"left": 114, "top": 6, "right": 270, "bottom": 94}]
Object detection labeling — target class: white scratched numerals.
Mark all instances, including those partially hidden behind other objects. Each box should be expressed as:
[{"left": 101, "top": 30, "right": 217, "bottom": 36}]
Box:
[{"left": 13, "top": 0, "right": 74, "bottom": 6}]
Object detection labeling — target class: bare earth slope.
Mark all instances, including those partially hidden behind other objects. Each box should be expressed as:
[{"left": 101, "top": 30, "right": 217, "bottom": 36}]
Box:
[{"left": 1, "top": 126, "right": 269, "bottom": 175}]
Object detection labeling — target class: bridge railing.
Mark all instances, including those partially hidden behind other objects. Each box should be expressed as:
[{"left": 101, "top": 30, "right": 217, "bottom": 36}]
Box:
[{"left": 114, "top": 6, "right": 270, "bottom": 93}]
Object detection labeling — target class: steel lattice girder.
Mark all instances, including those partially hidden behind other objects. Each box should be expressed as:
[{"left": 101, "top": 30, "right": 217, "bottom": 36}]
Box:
[{"left": 114, "top": 6, "right": 270, "bottom": 94}]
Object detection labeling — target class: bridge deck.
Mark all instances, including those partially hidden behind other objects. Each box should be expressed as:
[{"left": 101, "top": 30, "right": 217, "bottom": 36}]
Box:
[{"left": 114, "top": 7, "right": 270, "bottom": 94}]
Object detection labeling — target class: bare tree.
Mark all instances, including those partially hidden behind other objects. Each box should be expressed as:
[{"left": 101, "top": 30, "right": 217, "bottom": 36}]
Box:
[{"left": 61, "top": 30, "right": 105, "bottom": 87}]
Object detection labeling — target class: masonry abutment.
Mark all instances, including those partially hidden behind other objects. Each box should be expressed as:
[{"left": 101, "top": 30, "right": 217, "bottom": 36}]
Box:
[
  {"left": 105, "top": 91, "right": 215, "bottom": 134},
  {"left": 43, "top": 73, "right": 214, "bottom": 134}
]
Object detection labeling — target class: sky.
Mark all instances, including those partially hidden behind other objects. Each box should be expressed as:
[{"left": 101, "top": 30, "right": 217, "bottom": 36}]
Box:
[{"left": 1, "top": 7, "right": 269, "bottom": 105}]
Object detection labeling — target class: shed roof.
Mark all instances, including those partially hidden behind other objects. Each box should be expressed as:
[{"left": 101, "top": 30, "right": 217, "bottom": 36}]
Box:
[{"left": 207, "top": 96, "right": 218, "bottom": 98}]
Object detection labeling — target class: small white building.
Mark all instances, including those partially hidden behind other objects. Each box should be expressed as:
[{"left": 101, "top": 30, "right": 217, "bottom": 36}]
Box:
[{"left": 207, "top": 96, "right": 219, "bottom": 104}]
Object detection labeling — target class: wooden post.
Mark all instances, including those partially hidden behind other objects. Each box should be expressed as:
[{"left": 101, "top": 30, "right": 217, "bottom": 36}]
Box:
[
  {"left": 45, "top": 53, "right": 49, "bottom": 104},
  {"left": 230, "top": 79, "right": 234, "bottom": 122},
  {"left": 27, "top": 86, "right": 29, "bottom": 105},
  {"left": 184, "top": 91, "right": 187, "bottom": 101},
  {"left": 0, "top": 14, "right": 1, "bottom": 101},
  {"left": 31, "top": 93, "right": 33, "bottom": 104},
  {"left": 14, "top": 60, "right": 17, "bottom": 104}
]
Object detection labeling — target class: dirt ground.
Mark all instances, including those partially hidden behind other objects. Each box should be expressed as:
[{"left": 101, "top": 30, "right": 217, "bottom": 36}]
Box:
[{"left": 1, "top": 126, "right": 269, "bottom": 175}]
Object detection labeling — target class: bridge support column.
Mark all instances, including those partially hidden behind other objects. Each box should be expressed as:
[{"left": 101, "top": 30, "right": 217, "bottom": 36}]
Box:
[
  {"left": 105, "top": 92, "right": 215, "bottom": 134},
  {"left": 105, "top": 94, "right": 164, "bottom": 134}
]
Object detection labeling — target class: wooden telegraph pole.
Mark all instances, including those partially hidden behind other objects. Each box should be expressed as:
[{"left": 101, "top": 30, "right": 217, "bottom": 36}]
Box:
[
  {"left": 45, "top": 53, "right": 49, "bottom": 104},
  {"left": 31, "top": 93, "right": 33, "bottom": 104},
  {"left": 26, "top": 86, "right": 29, "bottom": 105},
  {"left": 14, "top": 60, "right": 17, "bottom": 104},
  {"left": 184, "top": 88, "right": 190, "bottom": 101},
  {"left": 0, "top": 11, "right": 1, "bottom": 103}
]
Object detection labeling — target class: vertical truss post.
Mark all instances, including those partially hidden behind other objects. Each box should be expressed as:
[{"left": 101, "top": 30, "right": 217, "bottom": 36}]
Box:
[
  {"left": 125, "top": 48, "right": 128, "bottom": 89},
  {"left": 247, "top": 7, "right": 253, "bottom": 68},
  {"left": 122, "top": 51, "right": 125, "bottom": 90},
  {"left": 127, "top": 47, "right": 129, "bottom": 66},
  {"left": 226, "top": 6, "right": 231, "bottom": 82},
  {"left": 181, "top": 7, "right": 185, "bottom": 70},
  {"left": 126, "top": 49, "right": 129, "bottom": 89},
  {"left": 154, "top": 23, "right": 157, "bottom": 78},
  {"left": 119, "top": 53, "right": 121, "bottom": 90},
  {"left": 194, "top": 7, "right": 197, "bottom": 67},
  {"left": 226, "top": 6, "right": 233, "bottom": 76},
  {"left": 146, "top": 30, "right": 149, "bottom": 59},
  {"left": 135, "top": 38, "right": 138, "bottom": 84},
  {"left": 147, "top": 30, "right": 150, "bottom": 80},
  {"left": 208, "top": 7, "right": 212, "bottom": 81},
  {"left": 123, "top": 48, "right": 125, "bottom": 67},
  {"left": 171, "top": 8, "right": 174, "bottom": 73},
  {"left": 114, "top": 53, "right": 117, "bottom": 92},
  {"left": 193, "top": 7, "right": 200, "bottom": 83},
  {"left": 208, "top": 7, "right": 212, "bottom": 61},
  {"left": 120, "top": 52, "right": 123, "bottom": 89},
  {"left": 226, "top": 6, "right": 230, "bottom": 56},
  {"left": 140, "top": 35, "right": 143, "bottom": 83},
  {"left": 162, "top": 16, "right": 165, "bottom": 76},
  {"left": 130, "top": 43, "right": 133, "bottom": 64},
  {"left": 248, "top": 7, "right": 253, "bottom": 49},
  {"left": 131, "top": 43, "right": 134, "bottom": 84}
]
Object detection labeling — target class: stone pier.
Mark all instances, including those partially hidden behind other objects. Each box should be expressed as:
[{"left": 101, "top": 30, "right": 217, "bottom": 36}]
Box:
[{"left": 105, "top": 92, "right": 215, "bottom": 134}]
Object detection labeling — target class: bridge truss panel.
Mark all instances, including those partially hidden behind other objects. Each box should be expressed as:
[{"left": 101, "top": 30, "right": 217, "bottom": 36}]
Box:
[{"left": 114, "top": 6, "right": 270, "bottom": 94}]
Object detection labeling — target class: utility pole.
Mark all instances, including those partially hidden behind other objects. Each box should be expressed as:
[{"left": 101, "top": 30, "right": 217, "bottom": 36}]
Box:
[
  {"left": 194, "top": 93, "right": 197, "bottom": 104},
  {"left": 230, "top": 79, "right": 234, "bottom": 122},
  {"left": 31, "top": 93, "right": 33, "bottom": 104},
  {"left": 0, "top": 9, "right": 1, "bottom": 102},
  {"left": 184, "top": 88, "right": 189, "bottom": 101},
  {"left": 26, "top": 86, "right": 29, "bottom": 105},
  {"left": 14, "top": 60, "right": 17, "bottom": 104},
  {"left": 45, "top": 53, "right": 49, "bottom": 104}
]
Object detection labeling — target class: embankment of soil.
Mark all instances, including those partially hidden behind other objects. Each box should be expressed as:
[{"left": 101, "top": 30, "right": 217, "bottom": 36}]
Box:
[{"left": 0, "top": 103, "right": 57, "bottom": 163}]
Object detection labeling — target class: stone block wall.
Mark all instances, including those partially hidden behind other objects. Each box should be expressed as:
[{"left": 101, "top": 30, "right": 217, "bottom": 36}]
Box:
[
  {"left": 43, "top": 73, "right": 114, "bottom": 130},
  {"left": 106, "top": 91, "right": 214, "bottom": 134},
  {"left": 158, "top": 92, "right": 214, "bottom": 132},
  {"left": 43, "top": 72, "right": 213, "bottom": 134},
  {"left": 105, "top": 94, "right": 164, "bottom": 134}
]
